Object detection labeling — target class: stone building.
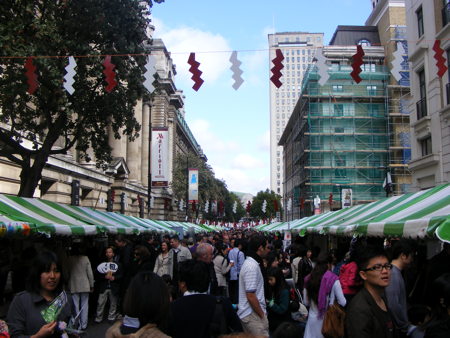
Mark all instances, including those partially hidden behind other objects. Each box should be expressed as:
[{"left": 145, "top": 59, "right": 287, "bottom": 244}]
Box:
[{"left": 405, "top": 0, "right": 450, "bottom": 189}]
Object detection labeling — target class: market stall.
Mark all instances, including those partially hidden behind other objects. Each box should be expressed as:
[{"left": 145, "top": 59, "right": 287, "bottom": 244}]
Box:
[
  {"left": 261, "top": 183, "right": 450, "bottom": 243},
  {"left": 0, "top": 194, "right": 211, "bottom": 237}
]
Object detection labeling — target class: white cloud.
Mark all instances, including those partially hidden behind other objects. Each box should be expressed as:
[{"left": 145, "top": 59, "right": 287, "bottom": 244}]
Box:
[
  {"left": 153, "top": 23, "right": 231, "bottom": 86},
  {"left": 231, "top": 154, "right": 264, "bottom": 170},
  {"left": 189, "top": 119, "right": 239, "bottom": 153}
]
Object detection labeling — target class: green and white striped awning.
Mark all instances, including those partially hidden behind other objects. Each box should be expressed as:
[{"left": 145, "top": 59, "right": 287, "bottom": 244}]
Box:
[
  {"left": 0, "top": 194, "right": 211, "bottom": 237},
  {"left": 261, "top": 184, "right": 450, "bottom": 243}
]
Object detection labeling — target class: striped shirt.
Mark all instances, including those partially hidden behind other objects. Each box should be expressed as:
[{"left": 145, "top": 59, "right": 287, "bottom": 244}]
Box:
[{"left": 237, "top": 256, "right": 266, "bottom": 319}]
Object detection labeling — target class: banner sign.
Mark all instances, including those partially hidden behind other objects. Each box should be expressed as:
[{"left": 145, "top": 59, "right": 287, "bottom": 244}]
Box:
[
  {"left": 188, "top": 168, "right": 199, "bottom": 203},
  {"left": 341, "top": 188, "right": 353, "bottom": 209},
  {"left": 151, "top": 127, "right": 169, "bottom": 187}
]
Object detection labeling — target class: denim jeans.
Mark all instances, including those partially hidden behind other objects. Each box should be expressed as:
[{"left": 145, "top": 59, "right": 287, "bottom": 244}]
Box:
[{"left": 71, "top": 292, "right": 90, "bottom": 330}]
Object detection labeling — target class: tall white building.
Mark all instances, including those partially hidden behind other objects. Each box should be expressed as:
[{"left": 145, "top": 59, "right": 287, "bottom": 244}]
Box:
[{"left": 268, "top": 32, "right": 324, "bottom": 195}]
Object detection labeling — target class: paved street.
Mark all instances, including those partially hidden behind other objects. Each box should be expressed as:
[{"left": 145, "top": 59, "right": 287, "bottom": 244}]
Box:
[{"left": 81, "top": 320, "right": 110, "bottom": 337}]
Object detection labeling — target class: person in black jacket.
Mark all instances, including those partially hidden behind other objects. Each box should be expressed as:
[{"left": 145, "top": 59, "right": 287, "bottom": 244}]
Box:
[
  {"left": 345, "top": 246, "right": 396, "bottom": 338},
  {"left": 94, "top": 247, "right": 122, "bottom": 323},
  {"left": 168, "top": 259, "right": 243, "bottom": 338}
]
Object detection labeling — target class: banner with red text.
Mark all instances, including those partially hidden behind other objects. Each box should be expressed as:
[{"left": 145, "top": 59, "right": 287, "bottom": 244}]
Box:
[{"left": 151, "top": 127, "right": 169, "bottom": 187}]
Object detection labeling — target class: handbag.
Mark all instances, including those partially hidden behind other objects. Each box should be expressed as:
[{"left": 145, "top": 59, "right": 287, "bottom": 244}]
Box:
[
  {"left": 321, "top": 302, "right": 346, "bottom": 338},
  {"left": 289, "top": 287, "right": 308, "bottom": 322}
]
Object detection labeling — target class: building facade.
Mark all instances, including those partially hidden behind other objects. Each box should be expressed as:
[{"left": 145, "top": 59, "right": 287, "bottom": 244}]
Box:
[
  {"left": 279, "top": 26, "right": 390, "bottom": 220},
  {"left": 366, "top": 0, "right": 413, "bottom": 195},
  {"left": 405, "top": 0, "right": 450, "bottom": 189},
  {"left": 268, "top": 32, "right": 324, "bottom": 196},
  {"left": 0, "top": 37, "right": 206, "bottom": 221}
]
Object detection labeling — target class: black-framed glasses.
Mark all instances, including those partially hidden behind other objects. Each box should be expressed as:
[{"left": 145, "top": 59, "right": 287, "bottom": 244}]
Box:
[{"left": 362, "top": 263, "right": 393, "bottom": 272}]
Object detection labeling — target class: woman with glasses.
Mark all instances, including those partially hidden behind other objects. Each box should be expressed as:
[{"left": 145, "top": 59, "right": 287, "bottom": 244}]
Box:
[
  {"left": 346, "top": 246, "right": 396, "bottom": 338},
  {"left": 303, "top": 253, "right": 346, "bottom": 338}
]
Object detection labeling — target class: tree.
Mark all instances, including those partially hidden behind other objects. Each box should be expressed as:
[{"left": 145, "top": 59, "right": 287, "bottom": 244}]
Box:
[
  {"left": 0, "top": 0, "right": 164, "bottom": 196},
  {"left": 250, "top": 189, "right": 282, "bottom": 220}
]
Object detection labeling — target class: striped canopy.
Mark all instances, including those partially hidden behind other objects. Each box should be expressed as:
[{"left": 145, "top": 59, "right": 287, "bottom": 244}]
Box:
[
  {"left": 258, "top": 184, "right": 450, "bottom": 243},
  {"left": 0, "top": 194, "right": 210, "bottom": 237}
]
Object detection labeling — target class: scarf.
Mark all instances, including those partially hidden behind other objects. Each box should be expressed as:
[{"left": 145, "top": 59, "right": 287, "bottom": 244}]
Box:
[
  {"left": 317, "top": 270, "right": 339, "bottom": 318},
  {"left": 304, "top": 270, "right": 339, "bottom": 318}
]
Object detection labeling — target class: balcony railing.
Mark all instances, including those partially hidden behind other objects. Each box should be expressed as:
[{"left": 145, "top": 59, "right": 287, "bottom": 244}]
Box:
[
  {"left": 443, "top": 3, "right": 450, "bottom": 27},
  {"left": 446, "top": 83, "right": 450, "bottom": 105},
  {"left": 416, "top": 97, "right": 427, "bottom": 120}
]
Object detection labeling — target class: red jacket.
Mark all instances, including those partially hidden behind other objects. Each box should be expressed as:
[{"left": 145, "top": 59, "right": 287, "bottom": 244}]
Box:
[{"left": 339, "top": 261, "right": 361, "bottom": 295}]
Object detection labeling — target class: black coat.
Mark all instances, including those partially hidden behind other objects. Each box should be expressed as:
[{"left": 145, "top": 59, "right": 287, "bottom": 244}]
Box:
[
  {"left": 345, "top": 287, "right": 397, "bottom": 338},
  {"left": 168, "top": 294, "right": 242, "bottom": 338}
]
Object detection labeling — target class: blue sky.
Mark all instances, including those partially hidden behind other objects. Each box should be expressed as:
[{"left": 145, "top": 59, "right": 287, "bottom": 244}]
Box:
[{"left": 151, "top": 0, "right": 373, "bottom": 195}]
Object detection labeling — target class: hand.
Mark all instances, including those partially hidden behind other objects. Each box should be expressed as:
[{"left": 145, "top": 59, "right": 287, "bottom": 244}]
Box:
[
  {"left": 33, "top": 321, "right": 57, "bottom": 338},
  {"left": 229, "top": 261, "right": 235, "bottom": 267}
]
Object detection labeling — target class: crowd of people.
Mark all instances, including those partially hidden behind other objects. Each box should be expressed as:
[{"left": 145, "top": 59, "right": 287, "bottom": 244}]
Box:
[{"left": 0, "top": 230, "right": 449, "bottom": 338}]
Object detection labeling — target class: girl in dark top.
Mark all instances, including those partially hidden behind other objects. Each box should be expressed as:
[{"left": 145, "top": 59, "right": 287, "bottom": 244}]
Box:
[
  {"left": 266, "top": 267, "right": 291, "bottom": 333},
  {"left": 7, "top": 251, "right": 72, "bottom": 338}
]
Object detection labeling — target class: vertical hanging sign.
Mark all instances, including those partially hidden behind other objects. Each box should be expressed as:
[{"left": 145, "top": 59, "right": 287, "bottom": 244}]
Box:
[
  {"left": 188, "top": 168, "right": 199, "bottom": 203},
  {"left": 341, "top": 188, "right": 353, "bottom": 209},
  {"left": 151, "top": 127, "right": 169, "bottom": 187}
]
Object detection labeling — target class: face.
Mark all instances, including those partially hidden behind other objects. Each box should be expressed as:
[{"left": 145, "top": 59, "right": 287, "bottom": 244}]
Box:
[
  {"left": 161, "top": 242, "right": 168, "bottom": 252},
  {"left": 360, "top": 256, "right": 391, "bottom": 289},
  {"left": 40, "top": 263, "right": 60, "bottom": 293},
  {"left": 170, "top": 239, "right": 178, "bottom": 249},
  {"left": 106, "top": 248, "right": 114, "bottom": 260},
  {"left": 306, "top": 250, "right": 312, "bottom": 259},
  {"left": 268, "top": 276, "right": 276, "bottom": 287}
]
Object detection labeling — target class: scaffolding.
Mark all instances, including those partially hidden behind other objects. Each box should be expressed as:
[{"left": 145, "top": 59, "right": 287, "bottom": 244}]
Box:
[{"left": 285, "top": 49, "right": 390, "bottom": 218}]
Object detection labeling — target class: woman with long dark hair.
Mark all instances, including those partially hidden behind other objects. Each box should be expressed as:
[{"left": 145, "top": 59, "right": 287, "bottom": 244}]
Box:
[
  {"left": 266, "top": 267, "right": 291, "bottom": 333},
  {"left": 303, "top": 254, "right": 346, "bottom": 338},
  {"left": 106, "top": 271, "right": 170, "bottom": 337},
  {"left": 7, "top": 251, "right": 72, "bottom": 338}
]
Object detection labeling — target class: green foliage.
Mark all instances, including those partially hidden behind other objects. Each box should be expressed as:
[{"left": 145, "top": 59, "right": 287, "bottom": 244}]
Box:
[
  {"left": 249, "top": 189, "right": 282, "bottom": 219},
  {"left": 171, "top": 152, "right": 246, "bottom": 222},
  {"left": 0, "top": 0, "right": 162, "bottom": 196}
]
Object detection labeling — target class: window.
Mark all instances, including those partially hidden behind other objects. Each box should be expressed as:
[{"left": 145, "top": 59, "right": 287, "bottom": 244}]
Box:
[
  {"left": 277, "top": 166, "right": 280, "bottom": 171},
  {"left": 282, "top": 113, "right": 285, "bottom": 119},
  {"left": 417, "top": 69, "right": 427, "bottom": 119},
  {"left": 420, "top": 136, "right": 432, "bottom": 156},
  {"left": 332, "top": 85, "right": 343, "bottom": 92},
  {"left": 302, "top": 50, "right": 305, "bottom": 55},
  {"left": 416, "top": 6, "right": 424, "bottom": 37},
  {"left": 302, "top": 57, "right": 305, "bottom": 62},
  {"left": 297, "top": 57, "right": 300, "bottom": 62},
  {"left": 317, "top": 37, "right": 321, "bottom": 42},
  {"left": 367, "top": 85, "right": 377, "bottom": 95},
  {"left": 296, "top": 37, "right": 300, "bottom": 42},
  {"left": 297, "top": 50, "right": 300, "bottom": 55},
  {"left": 443, "top": 1, "right": 450, "bottom": 27},
  {"left": 307, "top": 37, "right": 311, "bottom": 42},
  {"left": 334, "top": 104, "right": 344, "bottom": 116},
  {"left": 362, "top": 63, "right": 376, "bottom": 72}
]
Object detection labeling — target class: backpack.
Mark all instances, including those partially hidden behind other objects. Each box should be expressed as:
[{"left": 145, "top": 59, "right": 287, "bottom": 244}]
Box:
[{"left": 209, "top": 296, "right": 233, "bottom": 337}]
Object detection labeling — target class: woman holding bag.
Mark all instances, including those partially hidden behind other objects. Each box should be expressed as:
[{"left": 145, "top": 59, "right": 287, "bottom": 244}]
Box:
[{"left": 303, "top": 254, "right": 346, "bottom": 338}]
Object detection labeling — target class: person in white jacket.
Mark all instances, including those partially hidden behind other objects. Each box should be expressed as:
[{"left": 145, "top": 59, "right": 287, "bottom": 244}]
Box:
[
  {"left": 213, "top": 242, "right": 234, "bottom": 297},
  {"left": 303, "top": 255, "right": 346, "bottom": 338},
  {"left": 67, "top": 246, "right": 94, "bottom": 330}
]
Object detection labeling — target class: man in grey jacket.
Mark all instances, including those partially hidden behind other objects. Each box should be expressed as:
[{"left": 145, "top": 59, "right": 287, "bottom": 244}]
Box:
[
  {"left": 169, "top": 235, "right": 192, "bottom": 290},
  {"left": 385, "top": 240, "right": 415, "bottom": 336}
]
